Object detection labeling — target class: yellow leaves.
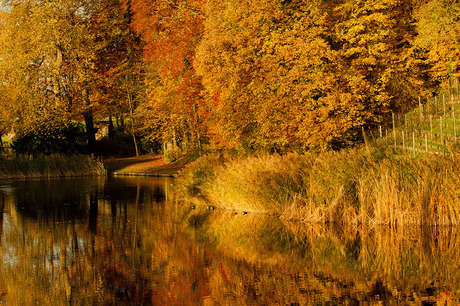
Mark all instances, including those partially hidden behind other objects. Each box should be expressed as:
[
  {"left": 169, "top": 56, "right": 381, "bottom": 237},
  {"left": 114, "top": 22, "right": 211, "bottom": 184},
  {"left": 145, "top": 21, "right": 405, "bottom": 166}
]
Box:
[
  {"left": 414, "top": 0, "right": 460, "bottom": 90},
  {"left": 347, "top": 23, "right": 367, "bottom": 38}
]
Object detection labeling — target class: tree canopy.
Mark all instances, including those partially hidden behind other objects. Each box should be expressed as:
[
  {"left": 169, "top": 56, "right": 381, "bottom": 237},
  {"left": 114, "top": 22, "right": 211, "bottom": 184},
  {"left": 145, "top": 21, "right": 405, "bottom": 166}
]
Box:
[{"left": 0, "top": 0, "right": 458, "bottom": 155}]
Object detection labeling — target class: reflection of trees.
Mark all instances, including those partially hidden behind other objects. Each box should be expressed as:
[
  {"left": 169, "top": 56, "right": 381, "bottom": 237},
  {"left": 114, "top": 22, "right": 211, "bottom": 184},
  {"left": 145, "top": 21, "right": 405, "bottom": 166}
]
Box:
[
  {"left": 13, "top": 178, "right": 104, "bottom": 222},
  {"left": 0, "top": 177, "right": 459, "bottom": 304},
  {"left": 0, "top": 177, "right": 176, "bottom": 304}
]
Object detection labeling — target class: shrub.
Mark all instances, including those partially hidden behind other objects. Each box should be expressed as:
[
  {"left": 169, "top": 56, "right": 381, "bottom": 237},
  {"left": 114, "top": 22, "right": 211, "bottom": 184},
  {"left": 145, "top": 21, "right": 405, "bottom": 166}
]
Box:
[
  {"left": 94, "top": 133, "right": 138, "bottom": 157},
  {"left": 175, "top": 153, "right": 227, "bottom": 197},
  {"left": 13, "top": 121, "right": 87, "bottom": 156}
]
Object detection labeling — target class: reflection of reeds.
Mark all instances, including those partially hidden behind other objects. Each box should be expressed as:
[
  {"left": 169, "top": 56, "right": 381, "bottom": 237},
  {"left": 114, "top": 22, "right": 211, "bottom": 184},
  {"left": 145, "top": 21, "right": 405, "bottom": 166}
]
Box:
[
  {"left": 283, "top": 221, "right": 460, "bottom": 288},
  {"left": 0, "top": 154, "right": 105, "bottom": 179},
  {"left": 176, "top": 148, "right": 460, "bottom": 225},
  {"left": 181, "top": 209, "right": 460, "bottom": 304}
]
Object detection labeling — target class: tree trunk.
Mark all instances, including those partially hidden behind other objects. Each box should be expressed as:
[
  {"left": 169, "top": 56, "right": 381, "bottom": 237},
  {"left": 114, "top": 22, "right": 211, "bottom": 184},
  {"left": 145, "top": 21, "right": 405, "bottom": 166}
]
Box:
[
  {"left": 82, "top": 87, "right": 96, "bottom": 151},
  {"left": 53, "top": 46, "right": 63, "bottom": 107},
  {"left": 125, "top": 77, "right": 139, "bottom": 156},
  {"left": 192, "top": 103, "right": 202, "bottom": 155},
  {"left": 171, "top": 115, "right": 177, "bottom": 149},
  {"left": 108, "top": 116, "right": 114, "bottom": 139}
]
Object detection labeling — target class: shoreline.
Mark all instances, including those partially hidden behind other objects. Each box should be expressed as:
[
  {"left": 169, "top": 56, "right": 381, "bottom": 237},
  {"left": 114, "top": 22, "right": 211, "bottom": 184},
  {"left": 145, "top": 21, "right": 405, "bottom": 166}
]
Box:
[
  {"left": 0, "top": 154, "right": 105, "bottom": 180},
  {"left": 111, "top": 172, "right": 176, "bottom": 178},
  {"left": 0, "top": 154, "right": 182, "bottom": 180}
]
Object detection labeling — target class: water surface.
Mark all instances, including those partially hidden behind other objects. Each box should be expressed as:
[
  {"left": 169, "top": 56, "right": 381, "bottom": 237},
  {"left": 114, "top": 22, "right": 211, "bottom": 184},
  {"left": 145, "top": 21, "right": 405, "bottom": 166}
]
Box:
[{"left": 0, "top": 177, "right": 459, "bottom": 305}]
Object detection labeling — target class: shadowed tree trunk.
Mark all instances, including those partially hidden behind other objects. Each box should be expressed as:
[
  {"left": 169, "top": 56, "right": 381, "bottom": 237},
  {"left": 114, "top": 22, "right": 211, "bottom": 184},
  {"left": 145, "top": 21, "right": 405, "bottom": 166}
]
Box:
[
  {"left": 82, "top": 87, "right": 96, "bottom": 151},
  {"left": 53, "top": 46, "right": 63, "bottom": 107}
]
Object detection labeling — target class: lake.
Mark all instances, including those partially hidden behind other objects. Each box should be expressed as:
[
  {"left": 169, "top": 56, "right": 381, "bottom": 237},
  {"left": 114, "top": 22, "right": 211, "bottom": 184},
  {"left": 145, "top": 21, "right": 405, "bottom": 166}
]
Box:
[{"left": 0, "top": 177, "right": 459, "bottom": 305}]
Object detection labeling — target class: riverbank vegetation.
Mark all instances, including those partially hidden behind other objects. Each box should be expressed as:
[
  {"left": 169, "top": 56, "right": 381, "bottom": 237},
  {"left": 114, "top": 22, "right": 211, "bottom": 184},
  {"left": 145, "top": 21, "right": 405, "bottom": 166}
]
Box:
[
  {"left": 0, "top": 0, "right": 459, "bottom": 194},
  {"left": 0, "top": 155, "right": 105, "bottom": 179},
  {"left": 176, "top": 146, "right": 460, "bottom": 226}
]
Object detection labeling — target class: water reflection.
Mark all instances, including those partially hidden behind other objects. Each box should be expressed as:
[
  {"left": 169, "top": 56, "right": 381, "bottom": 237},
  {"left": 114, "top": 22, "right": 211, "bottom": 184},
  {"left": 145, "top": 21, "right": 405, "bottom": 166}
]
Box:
[
  {"left": 0, "top": 177, "right": 458, "bottom": 305},
  {"left": 0, "top": 177, "right": 174, "bottom": 305},
  {"left": 180, "top": 210, "right": 460, "bottom": 304}
]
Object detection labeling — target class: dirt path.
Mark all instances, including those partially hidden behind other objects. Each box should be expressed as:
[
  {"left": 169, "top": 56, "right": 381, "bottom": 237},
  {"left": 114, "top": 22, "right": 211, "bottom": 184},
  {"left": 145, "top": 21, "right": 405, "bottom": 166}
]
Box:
[{"left": 102, "top": 155, "right": 185, "bottom": 177}]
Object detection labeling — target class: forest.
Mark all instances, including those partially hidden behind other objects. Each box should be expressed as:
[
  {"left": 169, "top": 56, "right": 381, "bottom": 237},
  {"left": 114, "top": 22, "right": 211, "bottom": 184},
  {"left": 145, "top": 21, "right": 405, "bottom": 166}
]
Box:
[{"left": 0, "top": 0, "right": 459, "bottom": 156}]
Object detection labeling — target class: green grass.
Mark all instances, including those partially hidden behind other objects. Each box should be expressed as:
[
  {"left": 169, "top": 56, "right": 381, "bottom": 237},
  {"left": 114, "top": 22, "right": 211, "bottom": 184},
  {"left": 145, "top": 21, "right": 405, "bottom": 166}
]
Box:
[{"left": 0, "top": 154, "right": 106, "bottom": 179}]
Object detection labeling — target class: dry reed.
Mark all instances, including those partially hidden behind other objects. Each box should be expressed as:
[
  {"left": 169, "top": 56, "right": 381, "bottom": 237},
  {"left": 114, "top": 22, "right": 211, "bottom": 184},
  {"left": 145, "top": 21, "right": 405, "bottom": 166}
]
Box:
[
  {"left": 176, "top": 147, "right": 460, "bottom": 226},
  {"left": 0, "top": 154, "right": 105, "bottom": 179}
]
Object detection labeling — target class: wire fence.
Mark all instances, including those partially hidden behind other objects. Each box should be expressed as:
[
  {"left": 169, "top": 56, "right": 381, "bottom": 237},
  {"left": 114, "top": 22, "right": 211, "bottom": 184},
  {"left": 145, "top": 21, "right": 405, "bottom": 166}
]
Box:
[{"left": 373, "top": 93, "right": 460, "bottom": 156}]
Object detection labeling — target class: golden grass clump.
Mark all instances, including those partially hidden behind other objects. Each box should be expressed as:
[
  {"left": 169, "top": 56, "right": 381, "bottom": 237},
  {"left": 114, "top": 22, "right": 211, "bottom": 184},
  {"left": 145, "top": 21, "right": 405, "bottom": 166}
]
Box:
[
  {"left": 175, "top": 153, "right": 227, "bottom": 199},
  {"left": 0, "top": 154, "right": 106, "bottom": 179},
  {"left": 176, "top": 148, "right": 460, "bottom": 226}
]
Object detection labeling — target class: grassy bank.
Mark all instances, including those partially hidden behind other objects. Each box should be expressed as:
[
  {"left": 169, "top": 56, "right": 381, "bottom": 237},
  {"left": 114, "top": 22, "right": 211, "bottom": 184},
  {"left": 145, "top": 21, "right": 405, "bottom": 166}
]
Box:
[
  {"left": 176, "top": 147, "right": 460, "bottom": 226},
  {"left": 0, "top": 154, "right": 105, "bottom": 179}
]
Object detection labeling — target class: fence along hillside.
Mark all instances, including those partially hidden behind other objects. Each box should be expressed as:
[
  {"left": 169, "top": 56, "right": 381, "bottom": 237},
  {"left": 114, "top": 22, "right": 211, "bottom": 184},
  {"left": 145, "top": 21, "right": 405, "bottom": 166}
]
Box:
[{"left": 375, "top": 91, "right": 460, "bottom": 156}]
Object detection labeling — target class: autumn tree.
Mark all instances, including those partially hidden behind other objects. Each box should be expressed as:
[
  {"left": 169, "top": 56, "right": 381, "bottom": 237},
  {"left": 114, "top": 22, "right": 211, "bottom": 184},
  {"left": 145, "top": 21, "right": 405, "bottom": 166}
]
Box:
[
  {"left": 195, "top": 0, "right": 321, "bottom": 151},
  {"left": 0, "top": 0, "right": 57, "bottom": 133},
  {"left": 0, "top": 0, "right": 147, "bottom": 154},
  {"left": 0, "top": 0, "right": 102, "bottom": 151},
  {"left": 131, "top": 0, "right": 206, "bottom": 156},
  {"left": 194, "top": 0, "right": 424, "bottom": 152},
  {"left": 90, "top": 0, "right": 145, "bottom": 155},
  {"left": 195, "top": 0, "right": 365, "bottom": 151},
  {"left": 415, "top": 0, "right": 460, "bottom": 93}
]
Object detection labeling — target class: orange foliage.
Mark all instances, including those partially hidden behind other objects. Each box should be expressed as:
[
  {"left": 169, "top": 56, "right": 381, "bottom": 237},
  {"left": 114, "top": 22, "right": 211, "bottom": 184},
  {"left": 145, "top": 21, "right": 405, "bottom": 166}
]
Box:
[
  {"left": 131, "top": 0, "right": 206, "bottom": 150},
  {"left": 194, "top": 0, "right": 421, "bottom": 152}
]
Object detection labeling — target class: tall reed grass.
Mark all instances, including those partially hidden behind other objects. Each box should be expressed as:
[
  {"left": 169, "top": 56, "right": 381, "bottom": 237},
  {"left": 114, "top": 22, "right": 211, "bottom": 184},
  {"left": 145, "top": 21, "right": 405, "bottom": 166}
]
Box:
[
  {"left": 176, "top": 147, "right": 460, "bottom": 226},
  {"left": 0, "top": 154, "right": 105, "bottom": 179}
]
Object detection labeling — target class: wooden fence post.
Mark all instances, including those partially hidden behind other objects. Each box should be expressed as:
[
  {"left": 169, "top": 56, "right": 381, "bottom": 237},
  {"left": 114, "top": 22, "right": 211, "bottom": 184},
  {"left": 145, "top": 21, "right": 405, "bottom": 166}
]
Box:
[
  {"left": 453, "top": 102, "right": 457, "bottom": 141},
  {"left": 393, "top": 113, "right": 396, "bottom": 148},
  {"left": 419, "top": 96, "right": 423, "bottom": 120},
  {"left": 443, "top": 95, "right": 446, "bottom": 116},
  {"left": 402, "top": 131, "right": 405, "bottom": 151},
  {"left": 430, "top": 114, "right": 433, "bottom": 139},
  {"left": 440, "top": 116, "right": 444, "bottom": 155}
]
